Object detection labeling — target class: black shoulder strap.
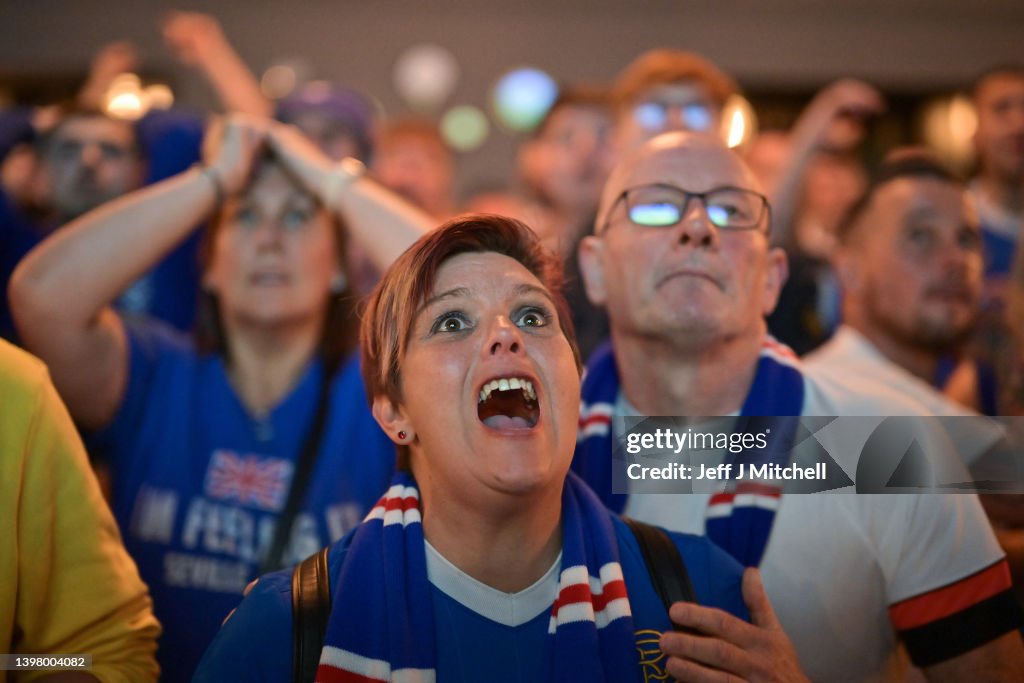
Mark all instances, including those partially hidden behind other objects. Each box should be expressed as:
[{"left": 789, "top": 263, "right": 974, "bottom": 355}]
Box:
[
  {"left": 261, "top": 374, "right": 333, "bottom": 575},
  {"left": 291, "top": 546, "right": 332, "bottom": 683},
  {"left": 623, "top": 517, "right": 698, "bottom": 633}
]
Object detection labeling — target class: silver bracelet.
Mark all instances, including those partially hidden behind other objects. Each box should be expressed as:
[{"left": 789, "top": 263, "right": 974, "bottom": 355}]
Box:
[{"left": 195, "top": 163, "right": 225, "bottom": 207}]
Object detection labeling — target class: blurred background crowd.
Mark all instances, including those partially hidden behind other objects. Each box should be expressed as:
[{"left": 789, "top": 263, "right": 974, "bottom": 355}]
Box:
[{"left": 2, "top": 1, "right": 1024, "bottom": 681}]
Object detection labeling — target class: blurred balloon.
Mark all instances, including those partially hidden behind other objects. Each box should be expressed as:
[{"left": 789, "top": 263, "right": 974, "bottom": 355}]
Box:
[
  {"left": 393, "top": 43, "right": 460, "bottom": 113},
  {"left": 261, "top": 65, "right": 298, "bottom": 100},
  {"left": 441, "top": 105, "right": 489, "bottom": 152},
  {"left": 492, "top": 67, "right": 558, "bottom": 132}
]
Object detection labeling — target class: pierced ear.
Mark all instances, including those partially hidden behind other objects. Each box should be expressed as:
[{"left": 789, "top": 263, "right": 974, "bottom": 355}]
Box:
[
  {"left": 577, "top": 235, "right": 609, "bottom": 307},
  {"left": 761, "top": 246, "right": 789, "bottom": 316},
  {"left": 372, "top": 395, "right": 412, "bottom": 446}
]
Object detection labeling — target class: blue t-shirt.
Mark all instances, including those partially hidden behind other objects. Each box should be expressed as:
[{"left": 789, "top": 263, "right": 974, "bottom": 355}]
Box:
[
  {"left": 982, "top": 227, "right": 1015, "bottom": 279},
  {"left": 92, "top": 320, "right": 396, "bottom": 682},
  {"left": 0, "top": 188, "right": 47, "bottom": 343},
  {"left": 192, "top": 515, "right": 748, "bottom": 683},
  {"left": 0, "top": 107, "right": 52, "bottom": 342}
]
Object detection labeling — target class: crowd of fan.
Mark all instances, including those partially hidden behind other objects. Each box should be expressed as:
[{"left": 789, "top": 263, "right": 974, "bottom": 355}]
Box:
[{"left": 2, "top": 10, "right": 1024, "bottom": 683}]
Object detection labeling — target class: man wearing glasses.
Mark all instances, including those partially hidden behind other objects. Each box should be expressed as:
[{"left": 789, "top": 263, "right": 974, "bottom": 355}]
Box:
[
  {"left": 611, "top": 49, "right": 737, "bottom": 155},
  {"left": 573, "top": 131, "right": 1024, "bottom": 681}
]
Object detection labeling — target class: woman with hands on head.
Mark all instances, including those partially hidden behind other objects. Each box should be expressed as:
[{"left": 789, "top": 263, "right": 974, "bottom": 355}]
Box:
[
  {"left": 9, "top": 113, "right": 432, "bottom": 682},
  {"left": 193, "top": 214, "right": 756, "bottom": 683}
]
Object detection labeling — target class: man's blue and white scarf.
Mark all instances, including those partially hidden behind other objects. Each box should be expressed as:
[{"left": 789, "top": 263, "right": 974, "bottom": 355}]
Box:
[
  {"left": 315, "top": 471, "right": 642, "bottom": 682},
  {"left": 573, "top": 338, "right": 805, "bottom": 567}
]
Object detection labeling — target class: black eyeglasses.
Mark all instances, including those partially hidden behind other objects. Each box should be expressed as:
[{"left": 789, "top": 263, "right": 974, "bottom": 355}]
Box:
[{"left": 601, "top": 183, "right": 771, "bottom": 234}]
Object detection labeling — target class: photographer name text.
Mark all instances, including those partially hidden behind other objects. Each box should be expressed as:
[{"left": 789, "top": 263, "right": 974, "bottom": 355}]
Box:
[{"left": 626, "top": 462, "right": 827, "bottom": 481}]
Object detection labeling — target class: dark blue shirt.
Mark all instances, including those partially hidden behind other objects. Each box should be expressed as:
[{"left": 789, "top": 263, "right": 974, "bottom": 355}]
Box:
[
  {"left": 193, "top": 516, "right": 748, "bottom": 682},
  {"left": 92, "top": 320, "right": 396, "bottom": 682}
]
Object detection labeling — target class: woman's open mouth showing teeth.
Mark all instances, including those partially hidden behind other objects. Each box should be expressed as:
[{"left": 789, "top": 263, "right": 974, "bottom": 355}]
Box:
[{"left": 477, "top": 376, "right": 540, "bottom": 429}]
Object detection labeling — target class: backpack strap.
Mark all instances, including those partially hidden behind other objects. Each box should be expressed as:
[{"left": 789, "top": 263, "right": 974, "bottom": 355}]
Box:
[
  {"left": 623, "top": 517, "right": 698, "bottom": 633},
  {"left": 291, "top": 547, "right": 331, "bottom": 683}
]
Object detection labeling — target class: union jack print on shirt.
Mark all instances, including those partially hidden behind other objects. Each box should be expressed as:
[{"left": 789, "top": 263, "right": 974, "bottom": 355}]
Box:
[{"left": 203, "top": 450, "right": 294, "bottom": 512}]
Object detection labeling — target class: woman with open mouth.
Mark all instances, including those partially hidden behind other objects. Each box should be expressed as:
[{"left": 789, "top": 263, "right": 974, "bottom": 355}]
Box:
[{"left": 192, "top": 213, "right": 760, "bottom": 683}]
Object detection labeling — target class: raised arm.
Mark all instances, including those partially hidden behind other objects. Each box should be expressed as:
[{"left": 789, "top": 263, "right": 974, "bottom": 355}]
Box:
[
  {"left": 769, "top": 79, "right": 884, "bottom": 251},
  {"left": 266, "top": 121, "right": 435, "bottom": 270},
  {"left": 162, "top": 11, "right": 272, "bottom": 117},
  {"left": 9, "top": 116, "right": 263, "bottom": 429}
]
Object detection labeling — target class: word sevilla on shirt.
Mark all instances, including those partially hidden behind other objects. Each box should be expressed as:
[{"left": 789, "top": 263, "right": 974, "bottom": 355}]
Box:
[{"left": 128, "top": 448, "right": 365, "bottom": 594}]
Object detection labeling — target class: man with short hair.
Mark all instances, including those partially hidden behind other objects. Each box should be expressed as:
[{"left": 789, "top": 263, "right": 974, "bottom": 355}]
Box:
[
  {"left": 2, "top": 19, "right": 270, "bottom": 340},
  {"left": 611, "top": 49, "right": 737, "bottom": 155},
  {"left": 808, "top": 151, "right": 988, "bottom": 417},
  {"left": 0, "top": 108, "right": 156, "bottom": 342},
  {"left": 35, "top": 111, "right": 144, "bottom": 223},
  {"left": 521, "top": 86, "right": 613, "bottom": 252},
  {"left": 573, "top": 131, "right": 1024, "bottom": 681},
  {"left": 807, "top": 149, "right": 1024, "bottom": 605},
  {"left": 519, "top": 85, "right": 614, "bottom": 359}
]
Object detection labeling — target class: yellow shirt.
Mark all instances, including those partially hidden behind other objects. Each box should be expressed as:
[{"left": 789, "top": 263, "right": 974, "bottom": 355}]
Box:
[{"left": 0, "top": 341, "right": 160, "bottom": 682}]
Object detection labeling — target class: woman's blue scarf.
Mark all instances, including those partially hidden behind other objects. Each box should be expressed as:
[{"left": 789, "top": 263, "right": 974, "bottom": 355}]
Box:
[{"left": 315, "top": 471, "right": 642, "bottom": 682}]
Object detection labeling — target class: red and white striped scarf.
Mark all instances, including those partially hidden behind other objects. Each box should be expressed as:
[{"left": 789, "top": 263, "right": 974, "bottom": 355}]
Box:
[{"left": 315, "top": 471, "right": 643, "bottom": 682}]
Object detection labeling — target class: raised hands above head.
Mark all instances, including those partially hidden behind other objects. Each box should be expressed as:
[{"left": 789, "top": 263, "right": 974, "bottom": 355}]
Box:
[{"left": 202, "top": 113, "right": 270, "bottom": 197}]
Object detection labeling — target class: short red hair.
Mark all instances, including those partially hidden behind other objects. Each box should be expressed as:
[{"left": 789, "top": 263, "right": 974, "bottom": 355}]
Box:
[
  {"left": 360, "top": 213, "right": 581, "bottom": 408},
  {"left": 612, "top": 49, "right": 738, "bottom": 113}
]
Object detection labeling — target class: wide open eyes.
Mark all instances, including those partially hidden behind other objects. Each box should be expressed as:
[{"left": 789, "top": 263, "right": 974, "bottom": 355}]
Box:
[
  {"left": 428, "top": 304, "right": 553, "bottom": 337},
  {"left": 431, "top": 311, "right": 472, "bottom": 334}
]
